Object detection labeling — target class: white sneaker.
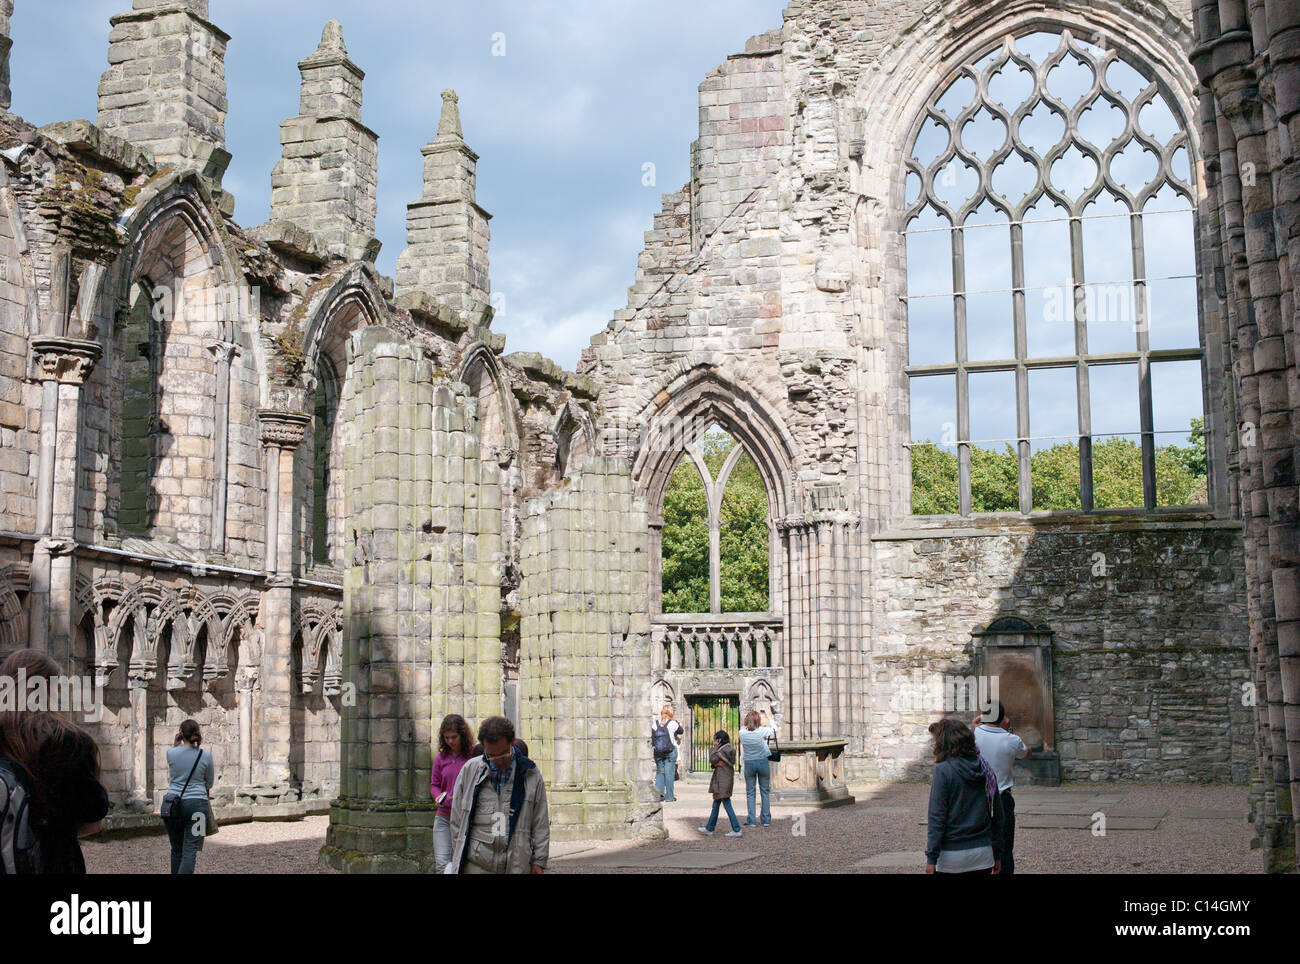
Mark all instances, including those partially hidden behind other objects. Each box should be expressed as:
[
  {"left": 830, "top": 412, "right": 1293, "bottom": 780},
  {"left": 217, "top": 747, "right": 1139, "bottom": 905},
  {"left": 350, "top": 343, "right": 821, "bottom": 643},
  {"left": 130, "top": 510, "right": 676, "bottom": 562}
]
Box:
[
  {"left": 725, "top": 830, "right": 743, "bottom": 837},
  {"left": 697, "top": 827, "right": 714, "bottom": 835}
]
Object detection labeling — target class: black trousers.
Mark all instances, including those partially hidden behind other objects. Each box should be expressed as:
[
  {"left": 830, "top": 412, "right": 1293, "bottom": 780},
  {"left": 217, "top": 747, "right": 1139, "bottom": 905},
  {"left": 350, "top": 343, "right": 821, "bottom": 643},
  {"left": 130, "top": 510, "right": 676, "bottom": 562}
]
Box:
[{"left": 1000, "top": 788, "right": 1016, "bottom": 875}]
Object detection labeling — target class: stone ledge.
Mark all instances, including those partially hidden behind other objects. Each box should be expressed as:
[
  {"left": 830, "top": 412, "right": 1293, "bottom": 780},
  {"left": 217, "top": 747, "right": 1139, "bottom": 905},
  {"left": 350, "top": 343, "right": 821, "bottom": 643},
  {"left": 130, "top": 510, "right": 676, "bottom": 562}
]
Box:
[
  {"left": 246, "top": 220, "right": 329, "bottom": 266},
  {"left": 37, "top": 119, "right": 156, "bottom": 176}
]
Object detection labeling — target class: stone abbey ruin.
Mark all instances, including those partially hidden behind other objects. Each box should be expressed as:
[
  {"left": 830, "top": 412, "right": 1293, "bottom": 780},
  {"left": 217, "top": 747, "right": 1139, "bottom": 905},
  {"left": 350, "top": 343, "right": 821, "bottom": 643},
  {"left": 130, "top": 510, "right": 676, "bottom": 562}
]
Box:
[{"left": 0, "top": 0, "right": 1296, "bottom": 872}]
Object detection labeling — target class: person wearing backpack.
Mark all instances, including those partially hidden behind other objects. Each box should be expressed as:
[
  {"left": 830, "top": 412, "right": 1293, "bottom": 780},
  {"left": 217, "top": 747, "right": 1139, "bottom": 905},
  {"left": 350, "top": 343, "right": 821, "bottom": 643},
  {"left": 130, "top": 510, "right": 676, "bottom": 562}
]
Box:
[
  {"left": 0, "top": 648, "right": 109, "bottom": 874},
  {"left": 651, "top": 704, "right": 683, "bottom": 803},
  {"left": 161, "top": 719, "right": 215, "bottom": 874}
]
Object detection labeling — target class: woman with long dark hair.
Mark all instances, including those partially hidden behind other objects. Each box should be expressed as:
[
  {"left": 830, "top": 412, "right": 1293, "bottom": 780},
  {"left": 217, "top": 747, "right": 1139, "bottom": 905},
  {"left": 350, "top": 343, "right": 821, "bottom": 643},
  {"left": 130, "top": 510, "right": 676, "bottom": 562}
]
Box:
[
  {"left": 162, "top": 718, "right": 214, "bottom": 874},
  {"left": 925, "top": 717, "right": 1004, "bottom": 875},
  {"left": 429, "top": 713, "right": 474, "bottom": 874},
  {"left": 0, "top": 649, "right": 109, "bottom": 873}
]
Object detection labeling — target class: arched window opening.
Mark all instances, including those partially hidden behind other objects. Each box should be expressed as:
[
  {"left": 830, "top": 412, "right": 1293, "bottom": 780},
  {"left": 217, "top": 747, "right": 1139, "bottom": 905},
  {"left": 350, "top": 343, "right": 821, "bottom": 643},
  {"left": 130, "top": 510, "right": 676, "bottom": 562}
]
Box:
[
  {"left": 661, "top": 425, "right": 770, "bottom": 615},
  {"left": 119, "top": 281, "right": 159, "bottom": 534},
  {"left": 904, "top": 30, "right": 1206, "bottom": 515},
  {"left": 312, "top": 355, "right": 342, "bottom": 566}
]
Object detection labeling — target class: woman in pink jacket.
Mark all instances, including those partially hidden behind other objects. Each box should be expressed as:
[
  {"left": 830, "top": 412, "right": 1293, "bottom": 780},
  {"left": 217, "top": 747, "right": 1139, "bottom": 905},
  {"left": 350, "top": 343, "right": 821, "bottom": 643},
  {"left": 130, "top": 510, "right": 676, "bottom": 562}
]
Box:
[{"left": 430, "top": 713, "right": 474, "bottom": 873}]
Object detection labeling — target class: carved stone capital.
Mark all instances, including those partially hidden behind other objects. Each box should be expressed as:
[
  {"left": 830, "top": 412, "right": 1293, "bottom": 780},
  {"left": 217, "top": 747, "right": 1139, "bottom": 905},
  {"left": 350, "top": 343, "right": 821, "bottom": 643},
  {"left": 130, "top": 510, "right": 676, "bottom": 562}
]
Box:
[
  {"left": 258, "top": 409, "right": 311, "bottom": 450},
  {"left": 205, "top": 339, "right": 241, "bottom": 364},
  {"left": 29, "top": 336, "right": 102, "bottom": 386}
]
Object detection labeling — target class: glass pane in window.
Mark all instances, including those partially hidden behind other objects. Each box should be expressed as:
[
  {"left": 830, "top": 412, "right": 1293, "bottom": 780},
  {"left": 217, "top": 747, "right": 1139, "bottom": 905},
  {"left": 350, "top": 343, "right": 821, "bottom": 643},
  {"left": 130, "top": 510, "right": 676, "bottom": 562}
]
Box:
[
  {"left": 1152, "top": 360, "right": 1207, "bottom": 506},
  {"left": 719, "top": 449, "right": 769, "bottom": 613},
  {"left": 968, "top": 370, "right": 1019, "bottom": 511},
  {"left": 1028, "top": 367, "right": 1081, "bottom": 509},
  {"left": 660, "top": 456, "right": 709, "bottom": 614},
  {"left": 911, "top": 374, "right": 957, "bottom": 514}
]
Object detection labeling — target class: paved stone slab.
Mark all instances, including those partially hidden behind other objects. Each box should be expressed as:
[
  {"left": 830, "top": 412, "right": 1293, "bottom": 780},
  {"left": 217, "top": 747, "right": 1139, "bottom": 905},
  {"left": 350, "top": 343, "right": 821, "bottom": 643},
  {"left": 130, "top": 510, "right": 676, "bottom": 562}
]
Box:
[
  {"left": 854, "top": 851, "right": 926, "bottom": 869},
  {"left": 1182, "top": 809, "right": 1247, "bottom": 820},
  {"left": 1018, "top": 814, "right": 1162, "bottom": 831}
]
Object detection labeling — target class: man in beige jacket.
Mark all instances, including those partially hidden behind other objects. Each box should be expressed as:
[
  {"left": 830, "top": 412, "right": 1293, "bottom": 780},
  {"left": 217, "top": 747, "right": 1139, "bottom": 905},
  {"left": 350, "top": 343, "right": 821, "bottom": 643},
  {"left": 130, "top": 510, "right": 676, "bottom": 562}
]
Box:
[{"left": 445, "top": 716, "right": 549, "bottom": 874}]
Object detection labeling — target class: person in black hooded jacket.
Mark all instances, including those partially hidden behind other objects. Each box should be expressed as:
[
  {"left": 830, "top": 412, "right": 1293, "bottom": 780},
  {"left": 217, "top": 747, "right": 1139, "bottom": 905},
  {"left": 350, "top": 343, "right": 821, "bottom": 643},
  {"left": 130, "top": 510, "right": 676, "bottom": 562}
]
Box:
[{"left": 925, "top": 717, "right": 1004, "bottom": 875}]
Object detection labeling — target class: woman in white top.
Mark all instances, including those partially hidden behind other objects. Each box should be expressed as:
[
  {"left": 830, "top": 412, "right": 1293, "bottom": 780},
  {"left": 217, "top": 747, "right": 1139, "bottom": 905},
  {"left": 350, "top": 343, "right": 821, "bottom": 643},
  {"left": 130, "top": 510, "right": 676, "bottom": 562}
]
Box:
[
  {"left": 652, "top": 705, "right": 684, "bottom": 802},
  {"left": 737, "top": 709, "right": 778, "bottom": 826}
]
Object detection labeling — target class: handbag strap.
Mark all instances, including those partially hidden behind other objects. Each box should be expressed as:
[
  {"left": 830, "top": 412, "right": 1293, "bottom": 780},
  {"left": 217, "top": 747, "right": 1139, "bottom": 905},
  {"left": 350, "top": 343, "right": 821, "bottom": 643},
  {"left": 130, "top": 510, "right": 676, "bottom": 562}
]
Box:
[
  {"left": 767, "top": 727, "right": 779, "bottom": 751},
  {"left": 176, "top": 745, "right": 203, "bottom": 800}
]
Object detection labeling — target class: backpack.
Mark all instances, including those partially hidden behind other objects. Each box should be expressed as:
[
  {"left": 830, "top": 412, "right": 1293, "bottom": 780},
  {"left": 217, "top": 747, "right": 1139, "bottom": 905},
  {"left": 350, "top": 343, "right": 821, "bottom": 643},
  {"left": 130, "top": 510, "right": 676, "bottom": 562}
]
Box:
[
  {"left": 0, "top": 759, "right": 42, "bottom": 874},
  {"left": 652, "top": 722, "right": 674, "bottom": 760}
]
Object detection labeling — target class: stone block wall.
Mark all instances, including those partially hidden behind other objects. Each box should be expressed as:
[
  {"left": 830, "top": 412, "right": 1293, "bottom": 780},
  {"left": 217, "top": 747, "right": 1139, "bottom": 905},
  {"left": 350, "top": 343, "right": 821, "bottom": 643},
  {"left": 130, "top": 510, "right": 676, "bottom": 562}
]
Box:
[
  {"left": 97, "top": 0, "right": 229, "bottom": 176},
  {"left": 868, "top": 522, "right": 1251, "bottom": 782},
  {"left": 519, "top": 458, "right": 661, "bottom": 841}
]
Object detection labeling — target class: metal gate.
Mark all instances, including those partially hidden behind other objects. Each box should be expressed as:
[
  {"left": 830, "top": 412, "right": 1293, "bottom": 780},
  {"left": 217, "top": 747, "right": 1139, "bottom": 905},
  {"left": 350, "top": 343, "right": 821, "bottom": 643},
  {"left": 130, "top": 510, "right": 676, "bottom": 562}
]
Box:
[{"left": 687, "top": 695, "right": 740, "bottom": 773}]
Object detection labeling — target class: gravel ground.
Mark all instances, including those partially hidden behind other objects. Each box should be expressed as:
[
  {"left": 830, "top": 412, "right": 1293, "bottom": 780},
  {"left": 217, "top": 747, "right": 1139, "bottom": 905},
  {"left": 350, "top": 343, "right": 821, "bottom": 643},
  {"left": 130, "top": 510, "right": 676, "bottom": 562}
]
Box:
[{"left": 81, "top": 782, "right": 1259, "bottom": 874}]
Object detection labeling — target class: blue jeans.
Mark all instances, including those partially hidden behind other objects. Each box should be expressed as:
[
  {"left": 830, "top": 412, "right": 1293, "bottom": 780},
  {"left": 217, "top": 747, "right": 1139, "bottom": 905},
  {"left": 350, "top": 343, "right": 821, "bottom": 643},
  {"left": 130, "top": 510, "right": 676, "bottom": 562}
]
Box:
[
  {"left": 744, "top": 758, "right": 771, "bottom": 825},
  {"left": 705, "top": 798, "right": 740, "bottom": 832},
  {"left": 165, "top": 798, "right": 207, "bottom": 874},
  {"left": 655, "top": 747, "right": 678, "bottom": 801},
  {"left": 433, "top": 813, "right": 453, "bottom": 874}
]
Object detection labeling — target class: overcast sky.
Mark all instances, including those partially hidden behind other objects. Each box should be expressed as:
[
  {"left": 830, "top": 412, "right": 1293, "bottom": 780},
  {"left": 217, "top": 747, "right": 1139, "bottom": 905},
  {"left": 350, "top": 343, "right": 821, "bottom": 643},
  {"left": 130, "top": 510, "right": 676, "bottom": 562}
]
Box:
[{"left": 10, "top": 0, "right": 788, "bottom": 370}]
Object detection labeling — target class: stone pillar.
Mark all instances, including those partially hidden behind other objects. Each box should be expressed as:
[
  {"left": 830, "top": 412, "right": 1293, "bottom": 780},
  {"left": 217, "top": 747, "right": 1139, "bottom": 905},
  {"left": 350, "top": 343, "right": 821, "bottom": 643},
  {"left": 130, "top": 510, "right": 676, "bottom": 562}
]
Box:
[
  {"left": 251, "top": 409, "right": 309, "bottom": 801},
  {"left": 394, "top": 89, "right": 491, "bottom": 313},
  {"left": 322, "top": 327, "right": 503, "bottom": 873},
  {"left": 0, "top": 0, "right": 13, "bottom": 111},
  {"left": 206, "top": 339, "right": 238, "bottom": 556},
  {"left": 518, "top": 459, "right": 661, "bottom": 841},
  {"left": 97, "top": 0, "right": 231, "bottom": 192},
  {"left": 26, "top": 335, "right": 100, "bottom": 663},
  {"left": 266, "top": 21, "right": 379, "bottom": 262}
]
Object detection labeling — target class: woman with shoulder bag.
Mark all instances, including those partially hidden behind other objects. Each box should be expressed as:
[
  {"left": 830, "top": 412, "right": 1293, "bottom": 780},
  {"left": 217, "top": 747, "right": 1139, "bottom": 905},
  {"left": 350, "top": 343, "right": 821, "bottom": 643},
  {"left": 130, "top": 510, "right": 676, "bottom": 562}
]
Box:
[
  {"left": 737, "top": 709, "right": 779, "bottom": 827},
  {"left": 161, "top": 719, "right": 215, "bottom": 874}
]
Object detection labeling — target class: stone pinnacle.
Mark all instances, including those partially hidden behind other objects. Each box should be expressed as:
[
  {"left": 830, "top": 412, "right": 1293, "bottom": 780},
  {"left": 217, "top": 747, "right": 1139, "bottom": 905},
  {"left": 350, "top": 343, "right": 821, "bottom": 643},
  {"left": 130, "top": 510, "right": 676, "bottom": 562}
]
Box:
[
  {"left": 318, "top": 19, "right": 346, "bottom": 55},
  {"left": 438, "top": 89, "right": 462, "bottom": 139}
]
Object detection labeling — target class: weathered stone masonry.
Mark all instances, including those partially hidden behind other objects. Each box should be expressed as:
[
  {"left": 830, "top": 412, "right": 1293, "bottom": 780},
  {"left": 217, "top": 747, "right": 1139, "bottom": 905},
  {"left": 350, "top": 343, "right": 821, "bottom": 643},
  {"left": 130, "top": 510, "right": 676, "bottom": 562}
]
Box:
[{"left": 0, "top": 0, "right": 1290, "bottom": 872}]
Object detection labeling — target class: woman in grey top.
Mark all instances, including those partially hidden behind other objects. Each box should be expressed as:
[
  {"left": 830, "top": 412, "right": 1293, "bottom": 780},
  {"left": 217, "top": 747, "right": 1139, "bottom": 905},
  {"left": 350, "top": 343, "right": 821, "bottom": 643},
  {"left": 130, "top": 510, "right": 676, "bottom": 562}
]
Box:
[{"left": 163, "top": 719, "right": 214, "bottom": 874}]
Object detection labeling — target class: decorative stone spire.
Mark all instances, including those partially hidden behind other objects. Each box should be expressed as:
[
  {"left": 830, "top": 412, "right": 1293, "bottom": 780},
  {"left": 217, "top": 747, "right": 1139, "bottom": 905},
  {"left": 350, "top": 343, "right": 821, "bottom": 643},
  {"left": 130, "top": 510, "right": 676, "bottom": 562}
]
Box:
[
  {"left": 437, "top": 88, "right": 462, "bottom": 140},
  {"left": 395, "top": 90, "right": 491, "bottom": 312},
  {"left": 262, "top": 20, "right": 380, "bottom": 263},
  {"left": 97, "top": 0, "right": 231, "bottom": 188}
]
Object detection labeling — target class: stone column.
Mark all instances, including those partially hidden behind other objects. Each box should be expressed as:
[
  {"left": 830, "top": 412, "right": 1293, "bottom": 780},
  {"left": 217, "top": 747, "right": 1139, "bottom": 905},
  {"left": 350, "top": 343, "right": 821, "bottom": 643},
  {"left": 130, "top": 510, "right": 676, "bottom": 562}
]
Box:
[
  {"left": 322, "top": 327, "right": 503, "bottom": 872},
  {"left": 26, "top": 335, "right": 101, "bottom": 663},
  {"left": 251, "top": 409, "right": 310, "bottom": 802},
  {"left": 206, "top": 339, "right": 238, "bottom": 556},
  {"left": 518, "top": 459, "right": 660, "bottom": 841}
]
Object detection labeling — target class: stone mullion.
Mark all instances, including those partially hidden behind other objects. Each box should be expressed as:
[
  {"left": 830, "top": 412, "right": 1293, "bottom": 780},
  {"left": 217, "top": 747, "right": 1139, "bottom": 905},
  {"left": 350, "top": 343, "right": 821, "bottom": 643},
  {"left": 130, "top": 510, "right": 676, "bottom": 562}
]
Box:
[
  {"left": 952, "top": 227, "right": 971, "bottom": 516},
  {"left": 1070, "top": 217, "right": 1094, "bottom": 510},
  {"left": 1010, "top": 221, "right": 1031, "bottom": 513},
  {"left": 1132, "top": 213, "right": 1157, "bottom": 510}
]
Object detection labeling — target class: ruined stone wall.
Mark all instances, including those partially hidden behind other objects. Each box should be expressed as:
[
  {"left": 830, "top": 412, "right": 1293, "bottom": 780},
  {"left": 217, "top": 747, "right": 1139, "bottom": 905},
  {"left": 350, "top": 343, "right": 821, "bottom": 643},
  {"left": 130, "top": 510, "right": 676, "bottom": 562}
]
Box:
[
  {"left": 870, "top": 522, "right": 1250, "bottom": 782},
  {"left": 519, "top": 458, "right": 659, "bottom": 840}
]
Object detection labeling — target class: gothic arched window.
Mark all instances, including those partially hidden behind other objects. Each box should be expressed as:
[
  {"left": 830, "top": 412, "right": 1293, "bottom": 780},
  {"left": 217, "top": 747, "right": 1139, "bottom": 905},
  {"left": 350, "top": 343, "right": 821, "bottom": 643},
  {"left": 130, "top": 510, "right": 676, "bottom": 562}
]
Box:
[
  {"left": 661, "top": 425, "right": 770, "bottom": 614},
  {"left": 904, "top": 30, "right": 1206, "bottom": 515}
]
